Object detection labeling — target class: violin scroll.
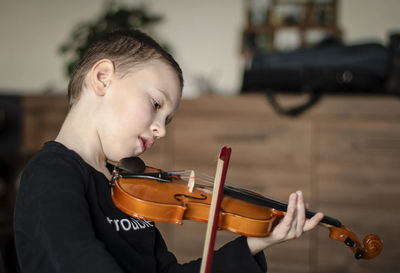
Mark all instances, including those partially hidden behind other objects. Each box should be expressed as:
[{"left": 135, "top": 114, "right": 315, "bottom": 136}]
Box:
[
  {"left": 362, "top": 234, "right": 383, "bottom": 260},
  {"left": 328, "top": 225, "right": 383, "bottom": 260}
]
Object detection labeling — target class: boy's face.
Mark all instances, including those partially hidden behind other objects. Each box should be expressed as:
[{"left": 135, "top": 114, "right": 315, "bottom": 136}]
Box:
[{"left": 96, "top": 59, "right": 181, "bottom": 162}]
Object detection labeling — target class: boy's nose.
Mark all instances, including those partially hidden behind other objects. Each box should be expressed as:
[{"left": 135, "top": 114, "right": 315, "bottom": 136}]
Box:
[{"left": 152, "top": 122, "right": 166, "bottom": 139}]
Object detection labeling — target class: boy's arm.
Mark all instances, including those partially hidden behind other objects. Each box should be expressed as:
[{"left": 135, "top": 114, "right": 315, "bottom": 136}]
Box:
[
  {"left": 14, "top": 156, "right": 125, "bottom": 273},
  {"left": 154, "top": 229, "right": 267, "bottom": 273}
]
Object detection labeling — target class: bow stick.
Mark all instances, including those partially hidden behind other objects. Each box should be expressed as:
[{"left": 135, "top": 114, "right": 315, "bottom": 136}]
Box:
[{"left": 199, "top": 146, "right": 232, "bottom": 273}]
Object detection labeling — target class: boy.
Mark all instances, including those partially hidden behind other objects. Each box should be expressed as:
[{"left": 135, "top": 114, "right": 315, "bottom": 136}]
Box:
[{"left": 14, "top": 29, "right": 323, "bottom": 273}]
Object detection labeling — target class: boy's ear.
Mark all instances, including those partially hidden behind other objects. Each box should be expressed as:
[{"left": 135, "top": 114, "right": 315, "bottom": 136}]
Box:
[{"left": 90, "top": 59, "right": 115, "bottom": 96}]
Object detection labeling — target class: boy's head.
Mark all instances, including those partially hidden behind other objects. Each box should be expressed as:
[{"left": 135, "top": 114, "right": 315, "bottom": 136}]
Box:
[{"left": 67, "top": 29, "right": 183, "bottom": 106}]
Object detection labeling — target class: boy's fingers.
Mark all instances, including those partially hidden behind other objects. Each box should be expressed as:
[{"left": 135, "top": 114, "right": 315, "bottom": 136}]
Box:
[
  {"left": 280, "top": 193, "right": 297, "bottom": 233},
  {"left": 295, "top": 191, "right": 306, "bottom": 236},
  {"left": 303, "top": 212, "right": 324, "bottom": 232}
]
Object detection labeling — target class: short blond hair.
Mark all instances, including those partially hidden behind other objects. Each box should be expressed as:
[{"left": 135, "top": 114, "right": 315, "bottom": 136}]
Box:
[{"left": 67, "top": 29, "right": 183, "bottom": 106}]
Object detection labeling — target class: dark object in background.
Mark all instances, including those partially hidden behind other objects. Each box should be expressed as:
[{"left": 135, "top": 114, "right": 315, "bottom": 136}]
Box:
[
  {"left": 0, "top": 96, "right": 23, "bottom": 273},
  {"left": 386, "top": 33, "right": 400, "bottom": 94},
  {"left": 0, "top": 236, "right": 20, "bottom": 273},
  {"left": 241, "top": 37, "right": 398, "bottom": 116},
  {"left": 0, "top": 96, "right": 22, "bottom": 156},
  {"left": 0, "top": 95, "right": 22, "bottom": 226}
]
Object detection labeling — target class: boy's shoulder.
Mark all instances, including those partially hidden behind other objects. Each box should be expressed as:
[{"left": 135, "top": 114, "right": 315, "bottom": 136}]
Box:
[
  {"left": 21, "top": 141, "right": 90, "bottom": 188},
  {"left": 26, "top": 141, "right": 84, "bottom": 169}
]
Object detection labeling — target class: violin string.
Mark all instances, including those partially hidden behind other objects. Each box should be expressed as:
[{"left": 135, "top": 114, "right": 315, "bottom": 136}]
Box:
[
  {"left": 181, "top": 175, "right": 213, "bottom": 187},
  {"left": 179, "top": 171, "right": 213, "bottom": 183},
  {"left": 169, "top": 169, "right": 241, "bottom": 192},
  {"left": 172, "top": 170, "right": 206, "bottom": 182},
  {"left": 177, "top": 170, "right": 276, "bottom": 197},
  {"left": 178, "top": 170, "right": 224, "bottom": 187}
]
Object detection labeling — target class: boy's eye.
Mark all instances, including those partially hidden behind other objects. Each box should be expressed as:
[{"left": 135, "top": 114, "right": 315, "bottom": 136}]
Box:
[{"left": 152, "top": 99, "right": 161, "bottom": 110}]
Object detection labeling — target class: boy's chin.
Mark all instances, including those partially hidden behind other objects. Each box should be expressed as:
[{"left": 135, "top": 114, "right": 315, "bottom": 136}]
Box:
[{"left": 131, "top": 149, "right": 145, "bottom": 158}]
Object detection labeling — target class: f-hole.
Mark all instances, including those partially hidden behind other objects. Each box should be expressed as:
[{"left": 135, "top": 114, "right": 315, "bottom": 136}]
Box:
[{"left": 174, "top": 193, "right": 207, "bottom": 202}]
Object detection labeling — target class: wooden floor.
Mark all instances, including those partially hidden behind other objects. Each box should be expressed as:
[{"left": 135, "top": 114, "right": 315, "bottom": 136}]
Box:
[{"left": 140, "top": 94, "right": 400, "bottom": 273}]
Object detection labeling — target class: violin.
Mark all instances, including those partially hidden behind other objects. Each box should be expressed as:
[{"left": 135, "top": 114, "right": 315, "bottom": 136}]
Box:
[{"left": 109, "top": 156, "right": 383, "bottom": 260}]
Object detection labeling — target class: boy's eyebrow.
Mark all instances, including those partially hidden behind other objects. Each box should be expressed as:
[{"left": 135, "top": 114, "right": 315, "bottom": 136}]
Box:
[{"left": 155, "top": 88, "right": 171, "bottom": 104}]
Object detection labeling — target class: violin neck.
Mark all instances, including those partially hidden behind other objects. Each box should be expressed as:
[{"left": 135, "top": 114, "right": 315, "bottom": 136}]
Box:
[{"left": 223, "top": 186, "right": 342, "bottom": 228}]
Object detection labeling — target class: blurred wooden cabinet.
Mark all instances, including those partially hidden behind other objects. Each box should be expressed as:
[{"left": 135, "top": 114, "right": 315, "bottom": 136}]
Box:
[{"left": 22, "top": 95, "right": 68, "bottom": 154}]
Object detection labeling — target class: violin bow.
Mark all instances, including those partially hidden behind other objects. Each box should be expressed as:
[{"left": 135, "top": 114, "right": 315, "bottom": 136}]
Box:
[{"left": 199, "top": 146, "right": 232, "bottom": 273}]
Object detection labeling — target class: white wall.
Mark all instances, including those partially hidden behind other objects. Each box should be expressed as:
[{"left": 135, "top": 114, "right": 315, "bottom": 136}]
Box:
[
  {"left": 145, "top": 0, "right": 245, "bottom": 97},
  {"left": 0, "top": 0, "right": 104, "bottom": 94},
  {"left": 339, "top": 0, "right": 400, "bottom": 44},
  {"left": 0, "top": 0, "right": 245, "bottom": 97},
  {"left": 0, "top": 0, "right": 399, "bottom": 97}
]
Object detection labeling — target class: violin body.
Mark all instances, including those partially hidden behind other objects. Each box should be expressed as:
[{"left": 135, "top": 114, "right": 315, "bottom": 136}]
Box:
[
  {"left": 112, "top": 167, "right": 284, "bottom": 237},
  {"left": 110, "top": 161, "right": 383, "bottom": 260}
]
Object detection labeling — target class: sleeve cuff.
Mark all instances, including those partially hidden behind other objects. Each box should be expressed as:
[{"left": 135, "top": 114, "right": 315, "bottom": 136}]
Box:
[{"left": 212, "top": 236, "right": 267, "bottom": 273}]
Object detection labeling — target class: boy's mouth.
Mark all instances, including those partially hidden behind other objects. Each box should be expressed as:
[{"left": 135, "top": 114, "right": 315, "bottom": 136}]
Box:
[{"left": 139, "top": 137, "right": 154, "bottom": 152}]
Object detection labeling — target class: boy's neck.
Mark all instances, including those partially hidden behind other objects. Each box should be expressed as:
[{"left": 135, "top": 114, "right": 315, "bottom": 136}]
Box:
[{"left": 55, "top": 100, "right": 111, "bottom": 180}]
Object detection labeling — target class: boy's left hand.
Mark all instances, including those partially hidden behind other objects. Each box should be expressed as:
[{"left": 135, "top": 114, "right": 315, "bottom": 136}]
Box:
[{"left": 247, "top": 190, "right": 324, "bottom": 255}]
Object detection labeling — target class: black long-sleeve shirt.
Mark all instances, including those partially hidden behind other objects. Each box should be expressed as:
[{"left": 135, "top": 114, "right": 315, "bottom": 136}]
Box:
[{"left": 14, "top": 141, "right": 267, "bottom": 273}]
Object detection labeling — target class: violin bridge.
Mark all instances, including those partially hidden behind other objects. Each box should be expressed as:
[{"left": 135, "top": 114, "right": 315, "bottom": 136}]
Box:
[{"left": 188, "top": 170, "right": 195, "bottom": 193}]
